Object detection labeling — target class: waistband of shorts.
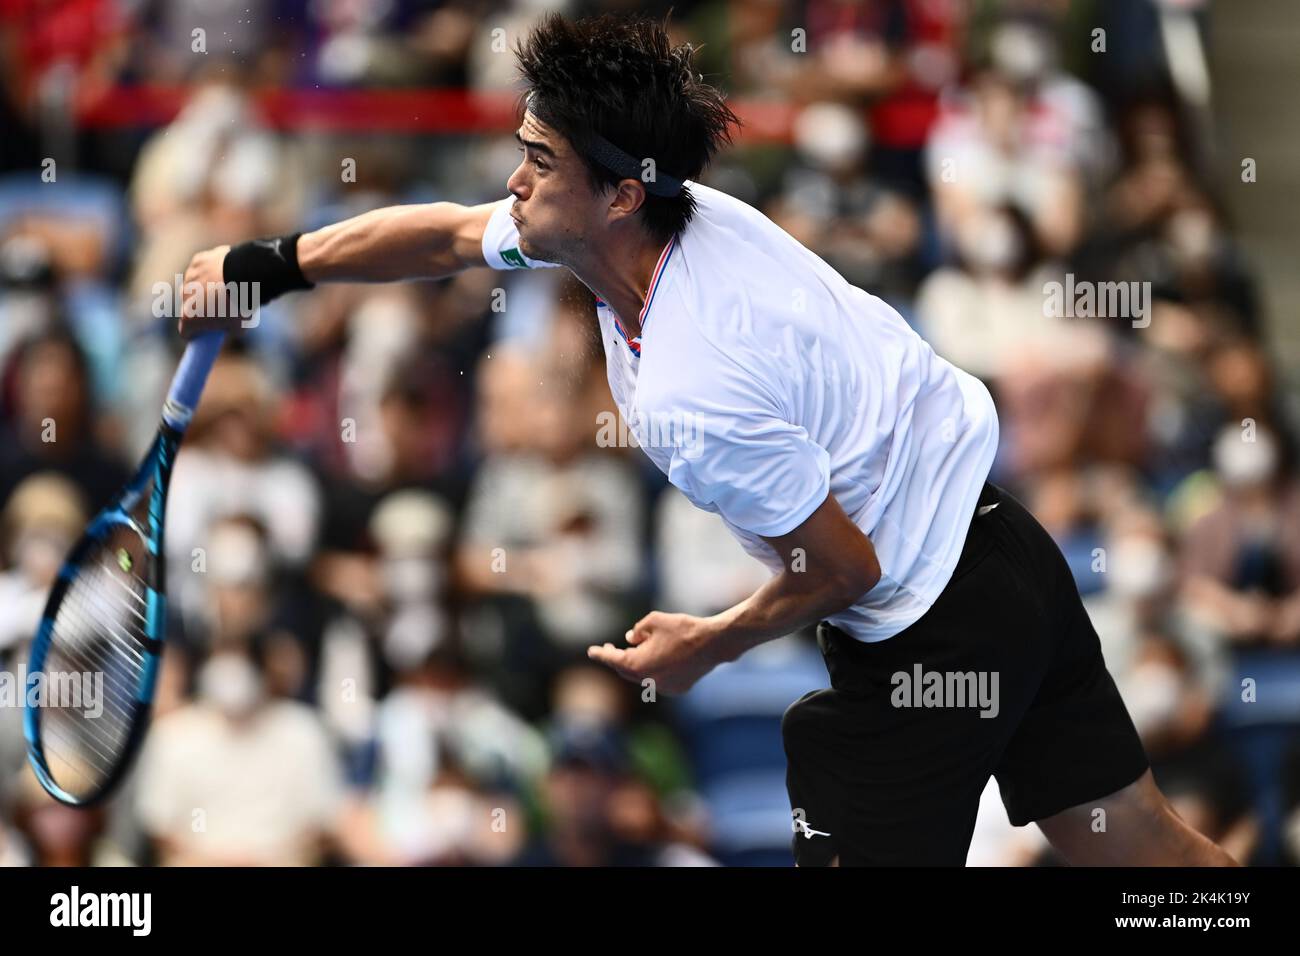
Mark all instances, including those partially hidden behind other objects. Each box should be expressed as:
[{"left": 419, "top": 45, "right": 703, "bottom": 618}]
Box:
[
  {"left": 816, "top": 479, "right": 1002, "bottom": 659},
  {"left": 952, "top": 479, "right": 1001, "bottom": 581}
]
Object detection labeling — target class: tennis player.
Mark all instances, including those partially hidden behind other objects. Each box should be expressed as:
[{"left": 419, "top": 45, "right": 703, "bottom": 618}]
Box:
[{"left": 180, "top": 13, "right": 1238, "bottom": 867}]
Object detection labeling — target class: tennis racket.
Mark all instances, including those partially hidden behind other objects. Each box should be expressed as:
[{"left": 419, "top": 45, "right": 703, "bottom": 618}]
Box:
[{"left": 23, "top": 331, "right": 226, "bottom": 806}]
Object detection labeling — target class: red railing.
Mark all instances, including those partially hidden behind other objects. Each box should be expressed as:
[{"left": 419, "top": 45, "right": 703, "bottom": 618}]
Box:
[{"left": 74, "top": 85, "right": 808, "bottom": 142}]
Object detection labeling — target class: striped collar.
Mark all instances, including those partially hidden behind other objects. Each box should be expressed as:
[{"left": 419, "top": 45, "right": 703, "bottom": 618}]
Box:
[{"left": 595, "top": 236, "right": 677, "bottom": 358}]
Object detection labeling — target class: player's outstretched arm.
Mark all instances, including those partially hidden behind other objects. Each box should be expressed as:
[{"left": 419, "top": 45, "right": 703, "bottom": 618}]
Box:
[
  {"left": 297, "top": 200, "right": 498, "bottom": 282},
  {"left": 177, "top": 200, "right": 500, "bottom": 337}
]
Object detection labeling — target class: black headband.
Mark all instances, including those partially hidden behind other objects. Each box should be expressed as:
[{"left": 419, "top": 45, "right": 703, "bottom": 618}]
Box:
[{"left": 525, "top": 91, "right": 685, "bottom": 198}]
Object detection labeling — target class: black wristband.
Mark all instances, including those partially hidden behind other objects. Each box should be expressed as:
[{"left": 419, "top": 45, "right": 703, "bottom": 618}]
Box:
[{"left": 222, "top": 232, "right": 315, "bottom": 304}]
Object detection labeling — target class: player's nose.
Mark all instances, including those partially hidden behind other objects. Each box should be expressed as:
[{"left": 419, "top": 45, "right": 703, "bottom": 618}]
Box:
[{"left": 506, "top": 167, "right": 529, "bottom": 200}]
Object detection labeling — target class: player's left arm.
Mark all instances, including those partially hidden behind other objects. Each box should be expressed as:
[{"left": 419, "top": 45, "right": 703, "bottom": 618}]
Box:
[{"left": 588, "top": 490, "right": 880, "bottom": 694}]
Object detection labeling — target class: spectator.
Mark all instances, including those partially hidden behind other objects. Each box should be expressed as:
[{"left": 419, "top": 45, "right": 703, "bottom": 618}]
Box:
[
  {"left": 134, "top": 641, "right": 344, "bottom": 865},
  {"left": 1129, "top": 637, "right": 1260, "bottom": 865},
  {"left": 927, "top": 67, "right": 1084, "bottom": 258},
  {"left": 164, "top": 352, "right": 322, "bottom": 627},
  {"left": 513, "top": 720, "right": 715, "bottom": 867},
  {"left": 1181, "top": 424, "right": 1300, "bottom": 647},
  {"left": 456, "top": 346, "right": 644, "bottom": 716},
  {"left": 0, "top": 472, "right": 86, "bottom": 653},
  {"left": 0, "top": 326, "right": 129, "bottom": 509},
  {"left": 9, "top": 765, "right": 114, "bottom": 866},
  {"left": 336, "top": 641, "right": 542, "bottom": 866}
]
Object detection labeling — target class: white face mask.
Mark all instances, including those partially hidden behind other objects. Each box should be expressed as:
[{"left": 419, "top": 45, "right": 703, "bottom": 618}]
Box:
[
  {"left": 198, "top": 654, "right": 264, "bottom": 719},
  {"left": 1109, "top": 537, "right": 1171, "bottom": 599},
  {"left": 1167, "top": 209, "right": 1216, "bottom": 264},
  {"left": 1213, "top": 428, "right": 1277, "bottom": 487},
  {"left": 383, "top": 556, "right": 439, "bottom": 604},
  {"left": 793, "top": 102, "right": 868, "bottom": 171},
  {"left": 960, "top": 213, "right": 1022, "bottom": 274},
  {"left": 383, "top": 604, "right": 443, "bottom": 672},
  {"left": 207, "top": 523, "right": 269, "bottom": 587},
  {"left": 992, "top": 24, "right": 1052, "bottom": 83},
  {"left": 1127, "top": 664, "right": 1183, "bottom": 737}
]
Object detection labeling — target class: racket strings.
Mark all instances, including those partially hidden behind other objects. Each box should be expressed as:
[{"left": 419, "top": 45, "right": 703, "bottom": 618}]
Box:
[
  {"left": 51, "top": 562, "right": 144, "bottom": 714},
  {"left": 36, "top": 533, "right": 154, "bottom": 800},
  {"left": 54, "top": 559, "right": 148, "bottom": 715}
]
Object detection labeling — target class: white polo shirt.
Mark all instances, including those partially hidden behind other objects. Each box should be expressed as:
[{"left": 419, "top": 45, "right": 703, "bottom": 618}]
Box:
[{"left": 482, "top": 181, "right": 999, "bottom": 642}]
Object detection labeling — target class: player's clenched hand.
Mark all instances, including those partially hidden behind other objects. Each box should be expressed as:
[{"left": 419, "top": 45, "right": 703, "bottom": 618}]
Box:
[
  {"left": 177, "top": 244, "right": 235, "bottom": 339},
  {"left": 588, "top": 611, "right": 725, "bottom": 695}
]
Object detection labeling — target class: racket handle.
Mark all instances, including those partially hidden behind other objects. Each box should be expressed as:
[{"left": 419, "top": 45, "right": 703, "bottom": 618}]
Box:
[{"left": 162, "top": 332, "right": 226, "bottom": 432}]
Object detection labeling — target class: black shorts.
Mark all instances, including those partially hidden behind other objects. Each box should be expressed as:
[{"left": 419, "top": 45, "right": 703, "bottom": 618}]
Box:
[{"left": 782, "top": 480, "right": 1150, "bottom": 866}]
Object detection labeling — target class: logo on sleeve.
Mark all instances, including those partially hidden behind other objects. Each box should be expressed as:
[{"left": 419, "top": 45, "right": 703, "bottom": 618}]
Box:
[{"left": 501, "top": 248, "right": 531, "bottom": 269}]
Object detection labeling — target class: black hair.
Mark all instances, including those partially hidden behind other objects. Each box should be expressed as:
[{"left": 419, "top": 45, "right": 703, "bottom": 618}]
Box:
[
  {"left": 2, "top": 323, "right": 93, "bottom": 425},
  {"left": 513, "top": 11, "right": 740, "bottom": 244}
]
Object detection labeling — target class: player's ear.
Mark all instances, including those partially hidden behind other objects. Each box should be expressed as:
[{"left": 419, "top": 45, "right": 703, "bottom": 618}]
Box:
[{"left": 607, "top": 179, "right": 647, "bottom": 222}]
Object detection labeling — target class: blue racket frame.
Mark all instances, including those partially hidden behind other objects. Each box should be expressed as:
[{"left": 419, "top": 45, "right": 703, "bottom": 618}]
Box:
[{"left": 23, "top": 332, "right": 225, "bottom": 806}]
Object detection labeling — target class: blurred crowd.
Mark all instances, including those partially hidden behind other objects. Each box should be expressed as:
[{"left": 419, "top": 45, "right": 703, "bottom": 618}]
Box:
[{"left": 2, "top": 0, "right": 1299, "bottom": 867}]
